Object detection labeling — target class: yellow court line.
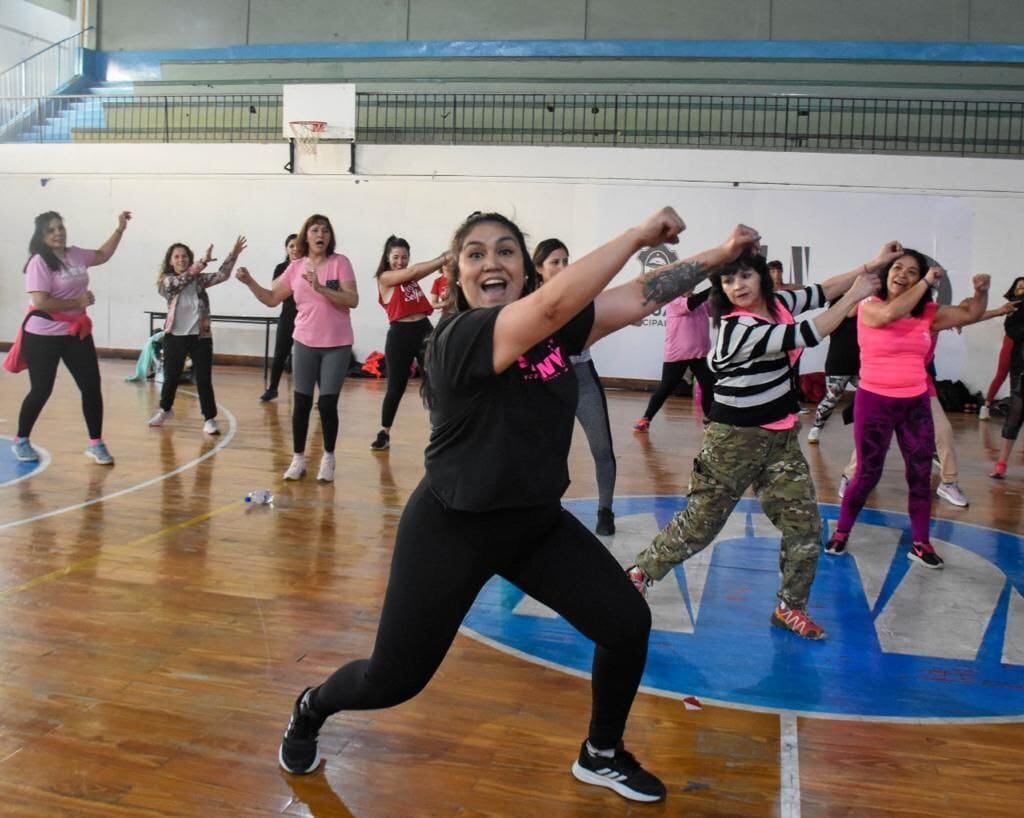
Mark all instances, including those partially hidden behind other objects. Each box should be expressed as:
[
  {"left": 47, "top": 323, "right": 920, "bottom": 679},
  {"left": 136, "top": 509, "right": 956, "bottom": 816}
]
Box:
[{"left": 0, "top": 500, "right": 241, "bottom": 601}]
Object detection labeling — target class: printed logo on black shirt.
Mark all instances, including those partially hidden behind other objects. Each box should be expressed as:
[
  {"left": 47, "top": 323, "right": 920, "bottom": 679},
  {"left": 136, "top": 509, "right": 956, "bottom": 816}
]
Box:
[{"left": 516, "top": 338, "right": 570, "bottom": 382}]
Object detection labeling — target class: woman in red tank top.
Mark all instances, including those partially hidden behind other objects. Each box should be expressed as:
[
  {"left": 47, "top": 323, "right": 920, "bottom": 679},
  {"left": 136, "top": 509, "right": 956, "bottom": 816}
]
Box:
[{"left": 370, "top": 235, "right": 451, "bottom": 451}]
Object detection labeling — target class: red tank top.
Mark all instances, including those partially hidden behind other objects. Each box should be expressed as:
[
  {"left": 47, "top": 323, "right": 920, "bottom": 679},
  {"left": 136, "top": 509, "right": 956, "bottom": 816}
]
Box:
[{"left": 380, "top": 280, "right": 432, "bottom": 322}]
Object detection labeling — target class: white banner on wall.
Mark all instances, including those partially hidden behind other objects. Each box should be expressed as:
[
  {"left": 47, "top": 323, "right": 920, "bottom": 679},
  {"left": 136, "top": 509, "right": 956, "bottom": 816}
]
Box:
[
  {"left": 0, "top": 168, "right": 977, "bottom": 385},
  {"left": 584, "top": 187, "right": 974, "bottom": 382}
]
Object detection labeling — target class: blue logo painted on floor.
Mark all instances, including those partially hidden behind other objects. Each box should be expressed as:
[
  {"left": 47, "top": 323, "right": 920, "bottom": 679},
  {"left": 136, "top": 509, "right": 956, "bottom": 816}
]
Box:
[
  {"left": 0, "top": 436, "right": 47, "bottom": 486},
  {"left": 463, "top": 495, "right": 1024, "bottom": 720}
]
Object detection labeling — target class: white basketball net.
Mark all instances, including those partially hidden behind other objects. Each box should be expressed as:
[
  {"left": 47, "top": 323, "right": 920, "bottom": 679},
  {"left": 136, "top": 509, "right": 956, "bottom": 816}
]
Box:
[{"left": 289, "top": 120, "right": 327, "bottom": 155}]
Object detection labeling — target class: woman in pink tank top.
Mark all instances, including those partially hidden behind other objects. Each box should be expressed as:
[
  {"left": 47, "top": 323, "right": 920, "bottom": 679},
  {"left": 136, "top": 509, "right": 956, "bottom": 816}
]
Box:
[{"left": 825, "top": 250, "right": 990, "bottom": 569}]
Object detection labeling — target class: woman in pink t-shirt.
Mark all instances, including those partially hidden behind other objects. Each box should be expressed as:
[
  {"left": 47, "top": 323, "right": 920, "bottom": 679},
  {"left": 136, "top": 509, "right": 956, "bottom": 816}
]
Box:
[
  {"left": 826, "top": 251, "right": 990, "bottom": 568},
  {"left": 237, "top": 214, "right": 359, "bottom": 483},
  {"left": 12, "top": 209, "right": 131, "bottom": 466}
]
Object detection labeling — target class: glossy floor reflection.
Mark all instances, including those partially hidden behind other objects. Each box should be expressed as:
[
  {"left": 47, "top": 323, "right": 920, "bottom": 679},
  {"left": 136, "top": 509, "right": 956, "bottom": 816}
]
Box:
[{"left": 0, "top": 360, "right": 1021, "bottom": 817}]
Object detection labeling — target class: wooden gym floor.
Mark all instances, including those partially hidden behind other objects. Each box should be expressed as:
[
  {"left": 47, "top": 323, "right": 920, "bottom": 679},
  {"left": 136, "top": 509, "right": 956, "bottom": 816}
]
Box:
[{"left": 0, "top": 361, "right": 1021, "bottom": 817}]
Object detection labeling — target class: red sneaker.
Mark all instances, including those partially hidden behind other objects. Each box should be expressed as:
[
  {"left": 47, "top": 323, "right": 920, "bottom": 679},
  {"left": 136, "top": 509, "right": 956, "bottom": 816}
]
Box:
[
  {"left": 633, "top": 417, "right": 650, "bottom": 432},
  {"left": 991, "top": 460, "right": 1007, "bottom": 479},
  {"left": 771, "top": 603, "right": 826, "bottom": 640}
]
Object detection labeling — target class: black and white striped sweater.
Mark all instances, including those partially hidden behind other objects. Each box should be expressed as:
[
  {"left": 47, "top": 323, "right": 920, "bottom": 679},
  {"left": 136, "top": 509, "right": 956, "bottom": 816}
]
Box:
[{"left": 708, "top": 285, "right": 826, "bottom": 427}]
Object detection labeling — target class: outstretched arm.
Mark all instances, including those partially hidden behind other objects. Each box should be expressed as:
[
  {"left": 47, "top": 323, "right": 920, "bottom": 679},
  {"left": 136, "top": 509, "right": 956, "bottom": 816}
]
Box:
[
  {"left": 819, "top": 240, "right": 903, "bottom": 302},
  {"left": 379, "top": 251, "right": 451, "bottom": 288},
  {"left": 932, "top": 274, "right": 990, "bottom": 332},
  {"left": 92, "top": 211, "right": 132, "bottom": 265},
  {"left": 236, "top": 266, "right": 289, "bottom": 307},
  {"left": 202, "top": 236, "right": 247, "bottom": 287},
  {"left": 585, "top": 224, "right": 762, "bottom": 346},
  {"left": 490, "top": 207, "right": 686, "bottom": 372}
]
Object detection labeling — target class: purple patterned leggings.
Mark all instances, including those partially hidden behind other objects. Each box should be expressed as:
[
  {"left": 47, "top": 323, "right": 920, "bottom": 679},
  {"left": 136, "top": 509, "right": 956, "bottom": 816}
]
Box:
[{"left": 836, "top": 388, "right": 934, "bottom": 543}]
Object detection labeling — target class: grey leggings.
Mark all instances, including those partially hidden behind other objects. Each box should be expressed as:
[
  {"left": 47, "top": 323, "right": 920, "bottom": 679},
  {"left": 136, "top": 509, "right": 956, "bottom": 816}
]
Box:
[
  {"left": 291, "top": 341, "right": 351, "bottom": 454},
  {"left": 813, "top": 375, "right": 858, "bottom": 430},
  {"left": 574, "top": 360, "right": 617, "bottom": 509}
]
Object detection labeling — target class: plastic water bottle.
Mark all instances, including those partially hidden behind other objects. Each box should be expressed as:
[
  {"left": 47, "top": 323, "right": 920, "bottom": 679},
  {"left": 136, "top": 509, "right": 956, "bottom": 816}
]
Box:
[{"left": 245, "top": 489, "right": 274, "bottom": 506}]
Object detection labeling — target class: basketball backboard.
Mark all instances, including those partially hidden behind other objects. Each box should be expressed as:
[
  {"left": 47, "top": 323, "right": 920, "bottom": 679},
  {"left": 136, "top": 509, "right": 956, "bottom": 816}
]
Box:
[{"left": 282, "top": 83, "right": 356, "bottom": 141}]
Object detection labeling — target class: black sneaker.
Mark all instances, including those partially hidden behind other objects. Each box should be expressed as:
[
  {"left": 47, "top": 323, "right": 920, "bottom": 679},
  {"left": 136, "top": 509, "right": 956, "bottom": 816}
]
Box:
[
  {"left": 595, "top": 506, "right": 615, "bottom": 536},
  {"left": 571, "top": 741, "right": 666, "bottom": 803},
  {"left": 279, "top": 687, "right": 326, "bottom": 775},
  {"left": 824, "top": 535, "right": 848, "bottom": 556},
  {"left": 908, "top": 542, "right": 944, "bottom": 569},
  {"left": 259, "top": 388, "right": 278, "bottom": 402},
  {"left": 370, "top": 430, "right": 390, "bottom": 451}
]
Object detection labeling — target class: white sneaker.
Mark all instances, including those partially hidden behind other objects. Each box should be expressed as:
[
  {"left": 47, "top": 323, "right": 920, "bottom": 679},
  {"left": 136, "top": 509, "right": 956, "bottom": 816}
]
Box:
[
  {"left": 283, "top": 454, "right": 306, "bottom": 481},
  {"left": 203, "top": 418, "right": 220, "bottom": 435},
  {"left": 807, "top": 426, "right": 821, "bottom": 444},
  {"left": 317, "top": 453, "right": 336, "bottom": 483},
  {"left": 979, "top": 405, "right": 991, "bottom": 421},
  {"left": 936, "top": 482, "right": 969, "bottom": 508},
  {"left": 148, "top": 408, "right": 173, "bottom": 427},
  {"left": 838, "top": 474, "right": 849, "bottom": 499}
]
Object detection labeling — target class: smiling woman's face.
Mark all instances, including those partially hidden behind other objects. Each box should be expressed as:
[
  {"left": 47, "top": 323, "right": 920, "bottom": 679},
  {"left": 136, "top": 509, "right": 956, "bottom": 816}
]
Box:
[
  {"left": 456, "top": 221, "right": 526, "bottom": 308},
  {"left": 885, "top": 254, "right": 923, "bottom": 299}
]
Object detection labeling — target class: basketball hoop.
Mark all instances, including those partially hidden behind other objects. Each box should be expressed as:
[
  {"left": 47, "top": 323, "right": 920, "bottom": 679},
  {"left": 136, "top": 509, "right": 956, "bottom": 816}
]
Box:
[{"left": 289, "top": 120, "right": 327, "bottom": 155}]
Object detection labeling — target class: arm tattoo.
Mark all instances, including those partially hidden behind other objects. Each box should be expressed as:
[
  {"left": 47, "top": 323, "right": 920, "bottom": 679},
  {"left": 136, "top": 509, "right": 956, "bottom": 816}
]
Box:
[{"left": 641, "top": 259, "right": 709, "bottom": 306}]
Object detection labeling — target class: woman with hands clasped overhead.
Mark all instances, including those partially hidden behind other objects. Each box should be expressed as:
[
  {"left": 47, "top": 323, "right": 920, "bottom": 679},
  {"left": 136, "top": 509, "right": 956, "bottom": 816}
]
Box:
[
  {"left": 825, "top": 254, "right": 989, "bottom": 567},
  {"left": 236, "top": 214, "right": 358, "bottom": 483},
  {"left": 149, "top": 235, "right": 246, "bottom": 436}
]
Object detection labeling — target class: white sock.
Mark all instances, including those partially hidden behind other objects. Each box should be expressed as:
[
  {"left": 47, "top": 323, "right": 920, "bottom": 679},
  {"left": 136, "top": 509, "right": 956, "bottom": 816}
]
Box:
[{"left": 586, "top": 740, "right": 615, "bottom": 758}]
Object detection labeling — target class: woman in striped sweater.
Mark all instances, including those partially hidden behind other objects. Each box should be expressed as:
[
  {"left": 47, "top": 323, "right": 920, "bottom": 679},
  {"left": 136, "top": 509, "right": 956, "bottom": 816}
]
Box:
[{"left": 628, "top": 242, "right": 900, "bottom": 639}]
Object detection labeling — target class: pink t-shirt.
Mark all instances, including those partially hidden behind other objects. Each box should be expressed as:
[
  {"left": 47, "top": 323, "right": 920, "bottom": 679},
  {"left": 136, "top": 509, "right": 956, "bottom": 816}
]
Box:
[
  {"left": 24, "top": 246, "right": 98, "bottom": 335},
  {"left": 664, "top": 297, "right": 711, "bottom": 361},
  {"left": 858, "top": 298, "right": 938, "bottom": 398},
  {"left": 277, "top": 254, "right": 356, "bottom": 348}
]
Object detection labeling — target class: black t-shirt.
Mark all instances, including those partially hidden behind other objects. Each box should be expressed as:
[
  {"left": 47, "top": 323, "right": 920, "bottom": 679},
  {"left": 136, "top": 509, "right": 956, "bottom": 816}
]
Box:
[
  {"left": 272, "top": 260, "right": 297, "bottom": 318},
  {"left": 825, "top": 314, "right": 860, "bottom": 377},
  {"left": 424, "top": 303, "right": 596, "bottom": 511}
]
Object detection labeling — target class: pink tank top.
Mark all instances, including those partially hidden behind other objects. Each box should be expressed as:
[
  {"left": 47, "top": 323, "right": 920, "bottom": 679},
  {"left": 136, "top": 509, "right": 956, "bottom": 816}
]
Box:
[{"left": 858, "top": 298, "right": 937, "bottom": 398}]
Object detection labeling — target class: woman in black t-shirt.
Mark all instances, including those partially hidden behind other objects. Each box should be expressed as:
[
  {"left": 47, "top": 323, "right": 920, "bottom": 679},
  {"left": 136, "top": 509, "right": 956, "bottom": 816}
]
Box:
[
  {"left": 259, "top": 233, "right": 300, "bottom": 402},
  {"left": 276, "top": 207, "right": 761, "bottom": 804}
]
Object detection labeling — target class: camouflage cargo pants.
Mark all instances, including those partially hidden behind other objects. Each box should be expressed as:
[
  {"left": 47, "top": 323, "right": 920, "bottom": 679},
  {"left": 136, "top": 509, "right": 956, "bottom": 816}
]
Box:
[{"left": 635, "top": 422, "right": 822, "bottom": 609}]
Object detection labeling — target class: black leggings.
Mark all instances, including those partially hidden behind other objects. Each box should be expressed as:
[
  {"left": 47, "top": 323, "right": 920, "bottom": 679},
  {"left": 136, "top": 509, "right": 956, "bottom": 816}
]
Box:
[
  {"left": 643, "top": 357, "right": 715, "bottom": 420},
  {"left": 268, "top": 308, "right": 296, "bottom": 392},
  {"left": 311, "top": 480, "right": 651, "bottom": 748},
  {"left": 293, "top": 392, "right": 341, "bottom": 454},
  {"left": 160, "top": 334, "right": 217, "bottom": 419},
  {"left": 18, "top": 331, "right": 103, "bottom": 440},
  {"left": 381, "top": 318, "right": 432, "bottom": 429}
]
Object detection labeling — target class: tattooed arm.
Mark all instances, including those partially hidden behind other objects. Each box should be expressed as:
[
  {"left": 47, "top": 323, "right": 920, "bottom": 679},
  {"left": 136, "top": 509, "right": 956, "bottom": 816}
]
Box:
[
  {"left": 585, "top": 224, "right": 761, "bottom": 347},
  {"left": 491, "top": 207, "right": 685, "bottom": 372}
]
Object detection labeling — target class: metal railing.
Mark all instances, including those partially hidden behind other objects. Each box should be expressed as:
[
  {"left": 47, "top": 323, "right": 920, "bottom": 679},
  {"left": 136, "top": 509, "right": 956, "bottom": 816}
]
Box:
[
  {"left": 4, "top": 90, "right": 1024, "bottom": 158},
  {"left": 356, "top": 93, "right": 1024, "bottom": 157},
  {"left": 1, "top": 94, "right": 283, "bottom": 143},
  {"left": 0, "top": 28, "right": 92, "bottom": 130}
]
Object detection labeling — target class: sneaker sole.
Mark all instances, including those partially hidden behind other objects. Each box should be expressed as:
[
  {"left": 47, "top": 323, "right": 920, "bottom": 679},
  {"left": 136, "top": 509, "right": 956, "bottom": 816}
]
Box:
[
  {"left": 84, "top": 451, "right": 114, "bottom": 465},
  {"left": 570, "top": 760, "right": 663, "bottom": 803},
  {"left": 936, "top": 492, "right": 969, "bottom": 508},
  {"left": 907, "top": 552, "right": 944, "bottom": 569},
  {"left": 277, "top": 743, "right": 322, "bottom": 775},
  {"left": 11, "top": 448, "right": 39, "bottom": 463},
  {"left": 283, "top": 470, "right": 306, "bottom": 481},
  {"left": 317, "top": 474, "right": 335, "bottom": 483},
  {"left": 770, "top": 614, "right": 826, "bottom": 640}
]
